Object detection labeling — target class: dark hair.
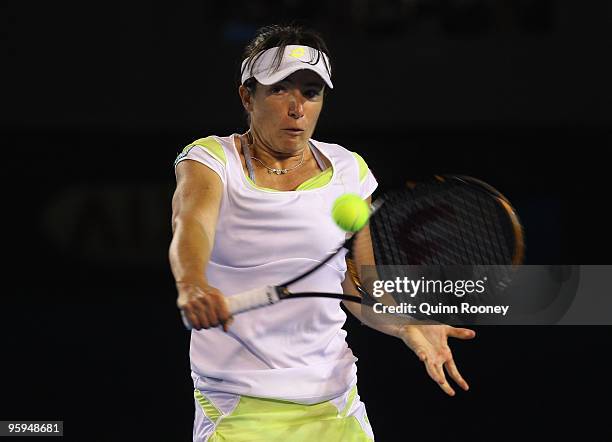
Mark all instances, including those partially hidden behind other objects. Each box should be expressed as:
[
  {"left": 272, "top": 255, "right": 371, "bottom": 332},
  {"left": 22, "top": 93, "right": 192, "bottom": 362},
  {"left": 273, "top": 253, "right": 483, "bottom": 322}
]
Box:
[{"left": 240, "top": 24, "right": 332, "bottom": 95}]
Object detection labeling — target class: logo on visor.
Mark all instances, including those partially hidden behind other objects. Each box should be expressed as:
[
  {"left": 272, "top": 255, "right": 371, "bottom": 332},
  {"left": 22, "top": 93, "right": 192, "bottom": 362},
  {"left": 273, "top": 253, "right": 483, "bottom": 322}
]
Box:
[{"left": 289, "top": 47, "right": 305, "bottom": 59}]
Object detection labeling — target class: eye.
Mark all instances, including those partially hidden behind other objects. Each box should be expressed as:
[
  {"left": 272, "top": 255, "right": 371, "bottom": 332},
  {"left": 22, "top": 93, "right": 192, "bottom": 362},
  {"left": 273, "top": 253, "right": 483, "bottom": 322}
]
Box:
[
  {"left": 270, "top": 84, "right": 286, "bottom": 94},
  {"left": 304, "top": 88, "right": 323, "bottom": 99}
]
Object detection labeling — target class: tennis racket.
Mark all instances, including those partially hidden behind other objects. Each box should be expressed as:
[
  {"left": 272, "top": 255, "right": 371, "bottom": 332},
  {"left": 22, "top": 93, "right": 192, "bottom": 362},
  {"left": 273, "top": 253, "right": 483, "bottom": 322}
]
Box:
[{"left": 181, "top": 175, "right": 524, "bottom": 329}]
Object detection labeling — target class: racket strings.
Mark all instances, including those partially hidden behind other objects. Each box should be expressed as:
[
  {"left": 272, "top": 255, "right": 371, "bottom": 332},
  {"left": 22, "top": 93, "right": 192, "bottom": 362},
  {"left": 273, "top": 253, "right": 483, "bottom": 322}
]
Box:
[
  {"left": 449, "top": 188, "right": 513, "bottom": 263},
  {"left": 372, "top": 197, "right": 409, "bottom": 265},
  {"left": 370, "top": 182, "right": 517, "bottom": 266}
]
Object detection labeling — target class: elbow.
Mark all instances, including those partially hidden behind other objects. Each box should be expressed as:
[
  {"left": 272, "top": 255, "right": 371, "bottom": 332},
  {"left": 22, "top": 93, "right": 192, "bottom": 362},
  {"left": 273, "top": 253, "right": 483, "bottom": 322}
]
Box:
[
  {"left": 171, "top": 214, "right": 209, "bottom": 240},
  {"left": 171, "top": 214, "right": 194, "bottom": 234}
]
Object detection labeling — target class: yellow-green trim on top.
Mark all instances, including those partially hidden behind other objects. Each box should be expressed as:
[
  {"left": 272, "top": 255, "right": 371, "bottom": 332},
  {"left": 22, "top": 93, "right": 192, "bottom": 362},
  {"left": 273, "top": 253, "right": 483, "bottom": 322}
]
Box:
[
  {"left": 175, "top": 137, "right": 369, "bottom": 192},
  {"left": 175, "top": 136, "right": 227, "bottom": 167},
  {"left": 352, "top": 152, "right": 368, "bottom": 183}
]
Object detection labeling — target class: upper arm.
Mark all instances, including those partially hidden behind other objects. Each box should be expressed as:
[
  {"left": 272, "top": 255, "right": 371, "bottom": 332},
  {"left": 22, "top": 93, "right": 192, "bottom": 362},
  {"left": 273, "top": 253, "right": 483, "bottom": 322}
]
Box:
[
  {"left": 352, "top": 196, "right": 375, "bottom": 268},
  {"left": 172, "top": 160, "right": 223, "bottom": 238},
  {"left": 342, "top": 196, "right": 375, "bottom": 303}
]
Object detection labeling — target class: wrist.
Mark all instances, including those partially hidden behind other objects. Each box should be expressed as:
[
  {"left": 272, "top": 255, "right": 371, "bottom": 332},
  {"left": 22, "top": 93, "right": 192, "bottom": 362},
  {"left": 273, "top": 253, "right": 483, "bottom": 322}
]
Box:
[
  {"left": 175, "top": 279, "right": 208, "bottom": 290},
  {"left": 395, "top": 323, "right": 412, "bottom": 339},
  {"left": 395, "top": 321, "right": 429, "bottom": 338}
]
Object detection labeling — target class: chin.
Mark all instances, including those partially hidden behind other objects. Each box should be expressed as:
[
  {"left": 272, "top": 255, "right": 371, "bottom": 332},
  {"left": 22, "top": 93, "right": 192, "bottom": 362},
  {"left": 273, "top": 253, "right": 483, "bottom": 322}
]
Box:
[{"left": 277, "top": 135, "right": 303, "bottom": 149}]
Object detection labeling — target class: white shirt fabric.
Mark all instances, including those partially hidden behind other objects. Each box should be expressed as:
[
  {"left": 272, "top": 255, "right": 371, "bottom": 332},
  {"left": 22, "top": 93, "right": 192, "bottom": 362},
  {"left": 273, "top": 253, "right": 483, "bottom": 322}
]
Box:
[{"left": 175, "top": 134, "right": 378, "bottom": 404}]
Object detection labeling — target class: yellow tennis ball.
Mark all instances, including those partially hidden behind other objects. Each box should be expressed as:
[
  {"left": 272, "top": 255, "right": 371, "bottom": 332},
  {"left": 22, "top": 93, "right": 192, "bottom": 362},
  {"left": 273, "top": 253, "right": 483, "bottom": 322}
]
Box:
[{"left": 332, "top": 194, "right": 370, "bottom": 232}]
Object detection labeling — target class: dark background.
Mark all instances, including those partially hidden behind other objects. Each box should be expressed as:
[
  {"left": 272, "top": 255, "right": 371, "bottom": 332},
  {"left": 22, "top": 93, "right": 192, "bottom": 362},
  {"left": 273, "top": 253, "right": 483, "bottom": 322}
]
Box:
[{"left": 2, "top": 1, "right": 611, "bottom": 441}]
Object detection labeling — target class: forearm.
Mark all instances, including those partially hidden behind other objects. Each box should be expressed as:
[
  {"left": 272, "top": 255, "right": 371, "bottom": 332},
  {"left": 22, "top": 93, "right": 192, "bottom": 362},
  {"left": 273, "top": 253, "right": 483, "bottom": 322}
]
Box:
[
  {"left": 169, "top": 216, "right": 214, "bottom": 286},
  {"left": 341, "top": 277, "right": 422, "bottom": 339},
  {"left": 343, "top": 297, "right": 423, "bottom": 339}
]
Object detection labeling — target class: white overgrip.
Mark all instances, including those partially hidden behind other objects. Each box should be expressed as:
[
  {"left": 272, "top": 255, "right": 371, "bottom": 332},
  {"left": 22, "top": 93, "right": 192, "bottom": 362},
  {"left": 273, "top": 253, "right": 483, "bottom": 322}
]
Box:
[{"left": 226, "top": 285, "right": 280, "bottom": 315}]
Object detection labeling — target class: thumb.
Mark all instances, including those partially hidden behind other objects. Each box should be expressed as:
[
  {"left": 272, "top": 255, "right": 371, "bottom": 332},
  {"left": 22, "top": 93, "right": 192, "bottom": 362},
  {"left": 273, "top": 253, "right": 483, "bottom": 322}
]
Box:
[{"left": 447, "top": 327, "right": 476, "bottom": 339}]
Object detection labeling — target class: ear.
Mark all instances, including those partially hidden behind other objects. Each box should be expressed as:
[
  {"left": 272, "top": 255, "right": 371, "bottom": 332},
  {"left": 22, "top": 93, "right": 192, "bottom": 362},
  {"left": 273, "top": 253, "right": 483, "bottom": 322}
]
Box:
[{"left": 238, "top": 85, "right": 253, "bottom": 112}]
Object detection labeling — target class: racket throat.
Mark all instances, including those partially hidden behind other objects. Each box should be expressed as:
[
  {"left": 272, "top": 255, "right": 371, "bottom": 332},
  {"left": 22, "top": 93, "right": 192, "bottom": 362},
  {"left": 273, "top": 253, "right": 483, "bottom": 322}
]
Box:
[{"left": 277, "top": 287, "right": 291, "bottom": 300}]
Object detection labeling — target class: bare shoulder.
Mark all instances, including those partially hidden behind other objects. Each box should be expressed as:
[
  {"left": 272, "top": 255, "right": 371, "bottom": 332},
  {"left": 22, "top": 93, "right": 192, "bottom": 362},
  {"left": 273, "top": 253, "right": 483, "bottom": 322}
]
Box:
[
  {"left": 173, "top": 160, "right": 224, "bottom": 217},
  {"left": 175, "top": 159, "right": 223, "bottom": 188}
]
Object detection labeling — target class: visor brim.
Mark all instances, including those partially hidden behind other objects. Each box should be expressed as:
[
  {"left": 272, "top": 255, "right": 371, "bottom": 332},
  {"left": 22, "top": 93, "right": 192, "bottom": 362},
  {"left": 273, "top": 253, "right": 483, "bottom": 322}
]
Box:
[{"left": 254, "top": 65, "right": 334, "bottom": 89}]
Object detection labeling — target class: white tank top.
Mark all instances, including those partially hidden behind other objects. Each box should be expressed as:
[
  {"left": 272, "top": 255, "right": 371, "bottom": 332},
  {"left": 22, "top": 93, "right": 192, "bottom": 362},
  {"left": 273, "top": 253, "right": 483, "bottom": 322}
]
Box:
[{"left": 175, "top": 134, "right": 378, "bottom": 404}]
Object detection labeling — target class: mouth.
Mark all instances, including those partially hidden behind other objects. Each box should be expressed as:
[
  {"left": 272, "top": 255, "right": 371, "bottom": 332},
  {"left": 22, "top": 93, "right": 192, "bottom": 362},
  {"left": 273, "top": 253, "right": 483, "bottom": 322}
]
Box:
[{"left": 282, "top": 128, "right": 304, "bottom": 135}]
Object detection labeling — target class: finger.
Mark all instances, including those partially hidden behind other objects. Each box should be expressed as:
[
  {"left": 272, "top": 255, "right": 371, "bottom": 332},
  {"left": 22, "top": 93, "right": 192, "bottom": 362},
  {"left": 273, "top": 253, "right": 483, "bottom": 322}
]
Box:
[
  {"left": 434, "top": 362, "right": 446, "bottom": 386},
  {"left": 197, "top": 297, "right": 218, "bottom": 328},
  {"left": 428, "top": 361, "right": 455, "bottom": 396},
  {"left": 222, "top": 317, "right": 234, "bottom": 332},
  {"left": 214, "top": 296, "right": 233, "bottom": 330},
  {"left": 185, "top": 309, "right": 202, "bottom": 330},
  {"left": 191, "top": 303, "right": 211, "bottom": 329},
  {"left": 214, "top": 299, "right": 233, "bottom": 332},
  {"left": 415, "top": 346, "right": 444, "bottom": 384},
  {"left": 423, "top": 358, "right": 445, "bottom": 385},
  {"left": 190, "top": 290, "right": 215, "bottom": 327},
  {"left": 437, "top": 377, "right": 456, "bottom": 397},
  {"left": 445, "top": 358, "right": 469, "bottom": 391},
  {"left": 446, "top": 327, "right": 476, "bottom": 340},
  {"left": 217, "top": 295, "right": 232, "bottom": 319},
  {"left": 432, "top": 361, "right": 454, "bottom": 394}
]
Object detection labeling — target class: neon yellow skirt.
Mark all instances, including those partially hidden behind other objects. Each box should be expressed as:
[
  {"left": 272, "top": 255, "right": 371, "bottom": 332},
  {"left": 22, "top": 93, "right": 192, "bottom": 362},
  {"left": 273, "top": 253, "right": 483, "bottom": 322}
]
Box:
[{"left": 193, "top": 386, "right": 374, "bottom": 441}]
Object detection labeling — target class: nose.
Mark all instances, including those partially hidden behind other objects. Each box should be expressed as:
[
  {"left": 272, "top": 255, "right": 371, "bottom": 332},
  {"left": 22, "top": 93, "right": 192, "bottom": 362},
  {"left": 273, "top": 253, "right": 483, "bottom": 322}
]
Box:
[{"left": 287, "top": 91, "right": 305, "bottom": 119}]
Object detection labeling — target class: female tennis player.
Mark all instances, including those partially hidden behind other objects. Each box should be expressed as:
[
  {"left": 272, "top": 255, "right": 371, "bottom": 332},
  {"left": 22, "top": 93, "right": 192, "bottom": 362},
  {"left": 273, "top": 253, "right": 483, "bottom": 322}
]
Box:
[{"left": 169, "top": 24, "right": 476, "bottom": 441}]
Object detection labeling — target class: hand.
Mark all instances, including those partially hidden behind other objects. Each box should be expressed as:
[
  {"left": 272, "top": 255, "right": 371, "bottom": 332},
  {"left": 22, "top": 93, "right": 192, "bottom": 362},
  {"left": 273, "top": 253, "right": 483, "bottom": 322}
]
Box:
[
  {"left": 399, "top": 324, "right": 476, "bottom": 396},
  {"left": 176, "top": 282, "right": 233, "bottom": 331}
]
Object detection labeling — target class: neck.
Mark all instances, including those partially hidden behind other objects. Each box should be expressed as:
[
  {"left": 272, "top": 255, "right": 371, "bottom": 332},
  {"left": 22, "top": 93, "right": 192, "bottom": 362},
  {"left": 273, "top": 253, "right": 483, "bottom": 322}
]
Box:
[{"left": 245, "top": 130, "right": 309, "bottom": 169}]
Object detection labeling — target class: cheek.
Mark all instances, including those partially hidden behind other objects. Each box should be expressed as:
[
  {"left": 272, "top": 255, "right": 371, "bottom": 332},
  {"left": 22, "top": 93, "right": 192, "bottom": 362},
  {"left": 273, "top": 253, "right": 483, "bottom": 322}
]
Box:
[
  {"left": 253, "top": 100, "right": 282, "bottom": 123},
  {"left": 306, "top": 103, "right": 323, "bottom": 122}
]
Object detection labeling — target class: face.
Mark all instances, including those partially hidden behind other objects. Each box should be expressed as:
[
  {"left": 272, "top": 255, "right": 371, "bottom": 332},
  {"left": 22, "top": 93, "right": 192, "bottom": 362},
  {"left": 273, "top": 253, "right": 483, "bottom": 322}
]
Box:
[{"left": 240, "top": 70, "right": 325, "bottom": 154}]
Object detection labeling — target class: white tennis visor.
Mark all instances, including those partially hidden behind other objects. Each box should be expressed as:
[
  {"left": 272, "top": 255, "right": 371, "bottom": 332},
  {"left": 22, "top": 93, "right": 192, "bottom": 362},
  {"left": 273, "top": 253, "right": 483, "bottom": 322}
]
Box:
[{"left": 241, "top": 45, "right": 333, "bottom": 89}]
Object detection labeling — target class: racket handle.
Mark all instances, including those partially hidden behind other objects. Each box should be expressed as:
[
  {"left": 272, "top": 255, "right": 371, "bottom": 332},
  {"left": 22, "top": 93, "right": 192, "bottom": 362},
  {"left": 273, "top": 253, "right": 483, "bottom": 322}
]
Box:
[
  {"left": 180, "top": 286, "right": 280, "bottom": 331},
  {"left": 227, "top": 286, "right": 280, "bottom": 315}
]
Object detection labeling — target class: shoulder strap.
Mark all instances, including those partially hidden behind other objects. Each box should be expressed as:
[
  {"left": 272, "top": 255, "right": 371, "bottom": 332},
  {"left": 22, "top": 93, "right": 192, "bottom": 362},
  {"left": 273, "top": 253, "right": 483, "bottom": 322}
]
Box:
[
  {"left": 241, "top": 138, "right": 257, "bottom": 181},
  {"left": 309, "top": 141, "right": 326, "bottom": 171}
]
